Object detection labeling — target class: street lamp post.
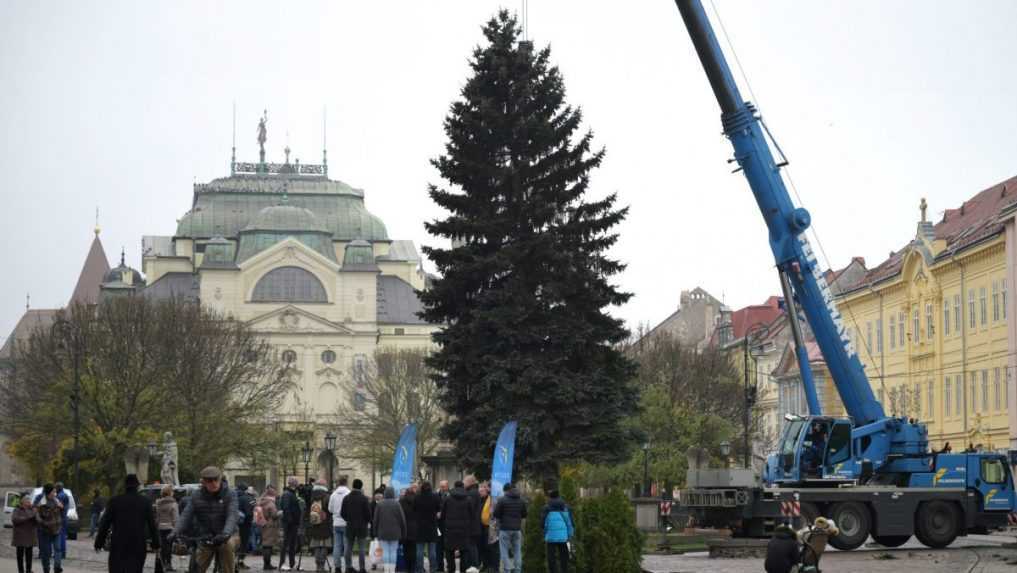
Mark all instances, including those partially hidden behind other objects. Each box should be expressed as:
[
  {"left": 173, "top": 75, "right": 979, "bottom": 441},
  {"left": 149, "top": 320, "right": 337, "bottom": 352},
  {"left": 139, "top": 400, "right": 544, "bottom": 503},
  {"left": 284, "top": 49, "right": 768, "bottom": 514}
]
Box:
[
  {"left": 324, "top": 431, "right": 337, "bottom": 490},
  {"left": 52, "top": 318, "right": 82, "bottom": 494},
  {"left": 743, "top": 322, "right": 769, "bottom": 468},
  {"left": 642, "top": 442, "right": 651, "bottom": 497},
  {"left": 301, "top": 441, "right": 312, "bottom": 485}
]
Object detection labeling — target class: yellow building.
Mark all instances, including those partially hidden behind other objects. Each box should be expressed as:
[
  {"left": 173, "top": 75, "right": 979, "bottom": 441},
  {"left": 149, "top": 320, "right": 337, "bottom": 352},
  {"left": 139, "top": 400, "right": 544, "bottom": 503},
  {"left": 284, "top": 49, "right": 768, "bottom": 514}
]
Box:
[{"left": 836, "top": 178, "right": 1017, "bottom": 452}]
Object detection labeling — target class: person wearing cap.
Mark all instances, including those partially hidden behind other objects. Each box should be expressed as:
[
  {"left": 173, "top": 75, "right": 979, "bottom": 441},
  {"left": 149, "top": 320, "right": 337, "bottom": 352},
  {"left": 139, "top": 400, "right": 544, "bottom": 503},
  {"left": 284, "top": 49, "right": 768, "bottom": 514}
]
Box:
[
  {"left": 764, "top": 521, "right": 800, "bottom": 573},
  {"left": 94, "top": 474, "right": 160, "bottom": 573},
  {"left": 171, "top": 466, "right": 240, "bottom": 573}
]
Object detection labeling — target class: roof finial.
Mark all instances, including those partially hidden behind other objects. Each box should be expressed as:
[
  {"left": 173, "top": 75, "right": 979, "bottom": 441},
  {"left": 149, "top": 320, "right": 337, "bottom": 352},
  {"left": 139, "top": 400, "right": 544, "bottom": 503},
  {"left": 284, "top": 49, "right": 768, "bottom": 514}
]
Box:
[
  {"left": 231, "top": 101, "right": 237, "bottom": 175},
  {"left": 322, "top": 105, "right": 328, "bottom": 177},
  {"left": 120, "top": 247, "right": 125, "bottom": 267},
  {"left": 257, "top": 109, "right": 268, "bottom": 166},
  {"left": 94, "top": 206, "right": 101, "bottom": 236},
  {"left": 920, "top": 197, "right": 928, "bottom": 223},
  {"left": 26, "top": 293, "right": 30, "bottom": 311}
]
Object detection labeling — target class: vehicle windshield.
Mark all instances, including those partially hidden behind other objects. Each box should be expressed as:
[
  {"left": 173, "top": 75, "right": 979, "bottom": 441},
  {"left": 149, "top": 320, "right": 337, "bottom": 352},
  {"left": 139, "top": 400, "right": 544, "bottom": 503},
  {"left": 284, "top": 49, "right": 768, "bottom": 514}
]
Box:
[{"left": 780, "top": 420, "right": 806, "bottom": 458}]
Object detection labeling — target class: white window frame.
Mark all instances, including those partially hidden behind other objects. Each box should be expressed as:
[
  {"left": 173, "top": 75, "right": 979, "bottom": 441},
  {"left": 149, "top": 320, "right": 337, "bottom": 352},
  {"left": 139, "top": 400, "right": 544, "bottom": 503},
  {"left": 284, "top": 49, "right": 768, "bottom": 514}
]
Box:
[
  {"left": 943, "top": 298, "right": 951, "bottom": 336},
  {"left": 969, "top": 289, "right": 976, "bottom": 329},
  {"left": 980, "top": 286, "right": 988, "bottom": 326},
  {"left": 945, "top": 376, "right": 952, "bottom": 417}
]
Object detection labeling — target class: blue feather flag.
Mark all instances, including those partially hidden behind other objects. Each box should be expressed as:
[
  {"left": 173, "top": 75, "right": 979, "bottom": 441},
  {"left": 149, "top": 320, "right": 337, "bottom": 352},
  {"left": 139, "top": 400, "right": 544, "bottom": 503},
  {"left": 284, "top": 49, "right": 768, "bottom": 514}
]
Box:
[{"left": 490, "top": 421, "right": 518, "bottom": 499}]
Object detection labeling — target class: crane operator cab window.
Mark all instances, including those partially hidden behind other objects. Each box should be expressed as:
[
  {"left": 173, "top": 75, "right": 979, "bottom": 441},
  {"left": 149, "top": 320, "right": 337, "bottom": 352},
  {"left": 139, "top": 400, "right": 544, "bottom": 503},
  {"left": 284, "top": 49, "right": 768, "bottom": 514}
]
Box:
[{"left": 800, "top": 421, "right": 829, "bottom": 478}]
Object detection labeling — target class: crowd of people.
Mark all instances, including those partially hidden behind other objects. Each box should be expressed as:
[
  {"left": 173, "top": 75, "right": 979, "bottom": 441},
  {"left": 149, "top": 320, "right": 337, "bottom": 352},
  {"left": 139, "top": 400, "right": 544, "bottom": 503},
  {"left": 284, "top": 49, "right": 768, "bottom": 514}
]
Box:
[{"left": 10, "top": 469, "right": 576, "bottom": 573}]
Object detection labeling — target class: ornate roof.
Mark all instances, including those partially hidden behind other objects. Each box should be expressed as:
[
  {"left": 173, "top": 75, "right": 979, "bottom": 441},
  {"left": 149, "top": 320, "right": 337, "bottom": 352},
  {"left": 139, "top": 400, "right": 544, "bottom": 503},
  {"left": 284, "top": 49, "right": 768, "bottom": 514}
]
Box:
[
  {"left": 175, "top": 174, "right": 389, "bottom": 241},
  {"left": 342, "top": 239, "right": 377, "bottom": 271},
  {"left": 236, "top": 205, "right": 338, "bottom": 264}
]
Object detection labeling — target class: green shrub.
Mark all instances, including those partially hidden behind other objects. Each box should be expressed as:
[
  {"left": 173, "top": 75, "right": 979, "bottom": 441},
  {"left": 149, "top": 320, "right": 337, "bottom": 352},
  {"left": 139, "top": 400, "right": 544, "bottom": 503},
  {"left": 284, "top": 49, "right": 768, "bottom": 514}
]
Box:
[
  {"left": 522, "top": 491, "right": 548, "bottom": 573},
  {"left": 572, "top": 489, "right": 644, "bottom": 573}
]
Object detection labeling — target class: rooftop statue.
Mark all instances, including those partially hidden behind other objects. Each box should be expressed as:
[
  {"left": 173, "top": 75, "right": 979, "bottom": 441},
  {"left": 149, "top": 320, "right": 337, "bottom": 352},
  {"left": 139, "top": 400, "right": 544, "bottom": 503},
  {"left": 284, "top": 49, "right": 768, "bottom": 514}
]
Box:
[{"left": 257, "top": 110, "right": 268, "bottom": 164}]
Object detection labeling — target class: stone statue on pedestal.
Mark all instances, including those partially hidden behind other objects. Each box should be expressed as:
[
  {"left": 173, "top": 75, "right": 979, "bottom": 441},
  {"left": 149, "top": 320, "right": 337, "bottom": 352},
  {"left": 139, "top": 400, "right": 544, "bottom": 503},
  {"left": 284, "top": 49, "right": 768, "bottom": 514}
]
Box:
[{"left": 161, "top": 432, "right": 179, "bottom": 486}]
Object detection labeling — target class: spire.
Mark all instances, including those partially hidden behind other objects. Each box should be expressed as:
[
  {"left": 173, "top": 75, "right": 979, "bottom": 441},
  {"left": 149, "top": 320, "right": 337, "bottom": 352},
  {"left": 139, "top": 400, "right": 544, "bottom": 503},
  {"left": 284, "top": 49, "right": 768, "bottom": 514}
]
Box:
[
  {"left": 69, "top": 229, "right": 112, "bottom": 305},
  {"left": 25, "top": 293, "right": 30, "bottom": 311},
  {"left": 94, "top": 207, "right": 101, "bottom": 236},
  {"left": 120, "top": 247, "right": 126, "bottom": 267}
]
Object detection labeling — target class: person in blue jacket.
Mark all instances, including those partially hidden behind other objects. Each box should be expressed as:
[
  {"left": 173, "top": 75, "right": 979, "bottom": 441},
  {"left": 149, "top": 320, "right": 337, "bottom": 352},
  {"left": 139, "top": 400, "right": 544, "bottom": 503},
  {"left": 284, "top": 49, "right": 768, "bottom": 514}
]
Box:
[{"left": 540, "top": 490, "right": 574, "bottom": 573}]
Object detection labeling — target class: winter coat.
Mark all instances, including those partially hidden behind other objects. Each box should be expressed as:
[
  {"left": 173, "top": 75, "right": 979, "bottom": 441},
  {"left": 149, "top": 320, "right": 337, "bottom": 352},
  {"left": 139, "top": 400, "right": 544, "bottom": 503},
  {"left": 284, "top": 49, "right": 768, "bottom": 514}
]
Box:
[
  {"left": 492, "top": 489, "right": 528, "bottom": 532},
  {"left": 399, "top": 492, "right": 418, "bottom": 541},
  {"left": 340, "top": 489, "right": 372, "bottom": 538},
  {"left": 279, "top": 487, "right": 301, "bottom": 528},
  {"left": 328, "top": 485, "right": 350, "bottom": 528},
  {"left": 91, "top": 495, "right": 106, "bottom": 516},
  {"left": 541, "top": 497, "right": 573, "bottom": 543},
  {"left": 35, "top": 498, "right": 63, "bottom": 536},
  {"left": 257, "top": 495, "right": 281, "bottom": 547},
  {"left": 465, "top": 484, "right": 483, "bottom": 535},
  {"left": 236, "top": 490, "right": 255, "bottom": 529},
  {"left": 174, "top": 485, "right": 239, "bottom": 539},
  {"left": 413, "top": 491, "right": 441, "bottom": 543},
  {"left": 305, "top": 488, "right": 332, "bottom": 541},
  {"left": 11, "top": 507, "right": 38, "bottom": 547},
  {"left": 95, "top": 488, "right": 160, "bottom": 573},
  {"left": 154, "top": 496, "right": 179, "bottom": 531},
  {"left": 764, "top": 526, "right": 800, "bottom": 573},
  {"left": 372, "top": 488, "right": 406, "bottom": 542},
  {"left": 440, "top": 487, "right": 475, "bottom": 550}
]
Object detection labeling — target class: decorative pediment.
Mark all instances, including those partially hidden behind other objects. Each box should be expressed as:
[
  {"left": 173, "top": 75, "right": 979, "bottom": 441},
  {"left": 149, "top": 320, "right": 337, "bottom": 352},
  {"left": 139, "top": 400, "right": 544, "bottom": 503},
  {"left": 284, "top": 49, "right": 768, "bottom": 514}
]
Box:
[
  {"left": 315, "top": 366, "right": 345, "bottom": 379},
  {"left": 247, "top": 305, "right": 355, "bottom": 335}
]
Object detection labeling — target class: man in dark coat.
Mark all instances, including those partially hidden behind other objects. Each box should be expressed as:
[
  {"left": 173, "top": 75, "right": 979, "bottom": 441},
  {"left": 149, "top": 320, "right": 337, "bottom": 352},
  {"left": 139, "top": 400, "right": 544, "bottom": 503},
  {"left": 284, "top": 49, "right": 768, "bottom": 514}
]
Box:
[
  {"left": 435, "top": 480, "right": 449, "bottom": 572},
  {"left": 235, "top": 482, "right": 255, "bottom": 570},
  {"left": 764, "top": 523, "right": 800, "bottom": 573},
  {"left": 340, "top": 479, "right": 373, "bottom": 573},
  {"left": 493, "top": 483, "right": 527, "bottom": 573},
  {"left": 398, "top": 486, "right": 418, "bottom": 573},
  {"left": 94, "top": 474, "right": 160, "bottom": 573},
  {"left": 462, "top": 476, "right": 482, "bottom": 569},
  {"left": 439, "top": 482, "right": 475, "bottom": 573},
  {"left": 171, "top": 466, "right": 239, "bottom": 573},
  {"left": 413, "top": 482, "right": 441, "bottom": 573},
  {"left": 278, "top": 477, "right": 302, "bottom": 571}
]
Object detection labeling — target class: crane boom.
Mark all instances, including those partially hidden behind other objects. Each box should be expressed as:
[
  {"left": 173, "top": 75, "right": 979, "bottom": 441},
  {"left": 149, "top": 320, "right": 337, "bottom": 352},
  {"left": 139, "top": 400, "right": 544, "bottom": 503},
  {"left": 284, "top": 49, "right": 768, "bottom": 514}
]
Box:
[{"left": 674, "top": 0, "right": 883, "bottom": 426}]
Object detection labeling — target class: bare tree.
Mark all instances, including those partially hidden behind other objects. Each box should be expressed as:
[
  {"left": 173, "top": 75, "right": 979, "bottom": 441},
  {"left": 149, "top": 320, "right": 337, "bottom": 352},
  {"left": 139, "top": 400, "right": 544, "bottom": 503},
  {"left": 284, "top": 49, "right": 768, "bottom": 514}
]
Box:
[
  {"left": 0, "top": 297, "right": 295, "bottom": 489},
  {"left": 333, "top": 348, "right": 444, "bottom": 475}
]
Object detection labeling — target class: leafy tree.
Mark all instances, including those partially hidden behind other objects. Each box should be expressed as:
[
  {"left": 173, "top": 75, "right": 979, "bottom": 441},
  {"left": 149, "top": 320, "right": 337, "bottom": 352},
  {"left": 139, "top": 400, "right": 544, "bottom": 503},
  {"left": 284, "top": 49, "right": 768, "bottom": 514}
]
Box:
[
  {"left": 575, "top": 333, "right": 743, "bottom": 492},
  {"left": 420, "top": 10, "right": 637, "bottom": 483},
  {"left": 333, "top": 348, "right": 443, "bottom": 476}
]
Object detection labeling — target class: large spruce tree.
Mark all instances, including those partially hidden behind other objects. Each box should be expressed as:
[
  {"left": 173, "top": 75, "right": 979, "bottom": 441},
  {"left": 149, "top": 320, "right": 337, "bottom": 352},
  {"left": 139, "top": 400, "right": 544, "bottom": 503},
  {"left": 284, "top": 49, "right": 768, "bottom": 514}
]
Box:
[{"left": 420, "top": 11, "right": 638, "bottom": 480}]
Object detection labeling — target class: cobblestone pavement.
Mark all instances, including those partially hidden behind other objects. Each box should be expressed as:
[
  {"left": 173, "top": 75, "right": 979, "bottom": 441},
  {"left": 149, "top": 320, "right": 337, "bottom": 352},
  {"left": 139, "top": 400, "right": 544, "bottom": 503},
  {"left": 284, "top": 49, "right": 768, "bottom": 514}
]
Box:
[
  {"left": 5, "top": 534, "right": 1017, "bottom": 573},
  {"left": 643, "top": 534, "right": 1017, "bottom": 573}
]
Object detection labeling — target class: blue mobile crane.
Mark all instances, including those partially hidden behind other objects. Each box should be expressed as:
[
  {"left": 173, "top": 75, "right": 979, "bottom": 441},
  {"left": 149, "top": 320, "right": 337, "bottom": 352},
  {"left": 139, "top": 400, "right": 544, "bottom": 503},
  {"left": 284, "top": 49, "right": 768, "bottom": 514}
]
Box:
[{"left": 673, "top": 0, "right": 1017, "bottom": 549}]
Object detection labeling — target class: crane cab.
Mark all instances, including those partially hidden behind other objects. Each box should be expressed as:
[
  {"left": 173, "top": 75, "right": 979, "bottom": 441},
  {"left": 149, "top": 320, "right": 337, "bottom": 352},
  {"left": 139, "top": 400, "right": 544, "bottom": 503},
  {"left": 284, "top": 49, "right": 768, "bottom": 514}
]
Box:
[{"left": 765, "top": 415, "right": 857, "bottom": 486}]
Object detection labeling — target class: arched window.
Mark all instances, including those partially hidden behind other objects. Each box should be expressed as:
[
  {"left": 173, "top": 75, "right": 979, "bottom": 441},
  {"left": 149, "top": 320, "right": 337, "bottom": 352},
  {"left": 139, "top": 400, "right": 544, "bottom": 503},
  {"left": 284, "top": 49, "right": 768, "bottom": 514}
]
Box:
[{"left": 252, "top": 266, "right": 327, "bottom": 303}]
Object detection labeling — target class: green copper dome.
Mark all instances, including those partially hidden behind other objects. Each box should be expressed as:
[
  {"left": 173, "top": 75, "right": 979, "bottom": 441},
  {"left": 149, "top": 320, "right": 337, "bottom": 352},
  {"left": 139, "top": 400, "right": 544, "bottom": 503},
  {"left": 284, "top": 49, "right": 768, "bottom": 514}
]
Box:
[
  {"left": 236, "top": 205, "right": 337, "bottom": 263},
  {"left": 175, "top": 175, "right": 389, "bottom": 241}
]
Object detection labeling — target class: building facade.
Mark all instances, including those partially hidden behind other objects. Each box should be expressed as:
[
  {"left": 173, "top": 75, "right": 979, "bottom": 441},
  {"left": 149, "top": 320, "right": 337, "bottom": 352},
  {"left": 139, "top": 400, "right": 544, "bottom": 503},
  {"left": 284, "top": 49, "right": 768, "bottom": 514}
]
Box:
[
  {"left": 139, "top": 150, "right": 439, "bottom": 484},
  {"left": 640, "top": 287, "right": 729, "bottom": 349},
  {"left": 836, "top": 179, "right": 1017, "bottom": 452}
]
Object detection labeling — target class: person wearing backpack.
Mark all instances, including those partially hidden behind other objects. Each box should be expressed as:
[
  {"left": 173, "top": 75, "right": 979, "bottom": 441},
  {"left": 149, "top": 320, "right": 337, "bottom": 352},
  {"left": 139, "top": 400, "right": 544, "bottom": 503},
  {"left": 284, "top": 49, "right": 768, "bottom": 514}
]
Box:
[
  {"left": 306, "top": 480, "right": 332, "bottom": 572},
  {"left": 540, "top": 490, "right": 574, "bottom": 573}
]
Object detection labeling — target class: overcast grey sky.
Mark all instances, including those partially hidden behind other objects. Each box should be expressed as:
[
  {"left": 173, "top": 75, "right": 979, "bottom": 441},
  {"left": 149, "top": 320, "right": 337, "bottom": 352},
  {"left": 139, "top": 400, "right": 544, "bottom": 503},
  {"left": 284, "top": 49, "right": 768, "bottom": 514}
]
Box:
[{"left": 2, "top": 1, "right": 1016, "bottom": 342}]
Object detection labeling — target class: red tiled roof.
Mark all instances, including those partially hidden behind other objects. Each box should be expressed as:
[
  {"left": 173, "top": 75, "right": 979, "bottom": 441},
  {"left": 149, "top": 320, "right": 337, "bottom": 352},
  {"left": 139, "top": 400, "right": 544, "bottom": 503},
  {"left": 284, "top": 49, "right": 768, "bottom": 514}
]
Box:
[
  {"left": 729, "top": 295, "right": 783, "bottom": 340},
  {"left": 844, "top": 175, "right": 1017, "bottom": 291}
]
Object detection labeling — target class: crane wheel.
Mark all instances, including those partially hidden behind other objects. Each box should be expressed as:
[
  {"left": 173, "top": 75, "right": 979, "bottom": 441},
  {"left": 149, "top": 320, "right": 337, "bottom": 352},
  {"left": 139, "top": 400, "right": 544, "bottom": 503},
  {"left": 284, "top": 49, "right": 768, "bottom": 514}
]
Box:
[
  {"left": 915, "top": 500, "right": 960, "bottom": 548},
  {"left": 871, "top": 535, "right": 910, "bottom": 548},
  {"left": 827, "top": 501, "right": 871, "bottom": 550}
]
